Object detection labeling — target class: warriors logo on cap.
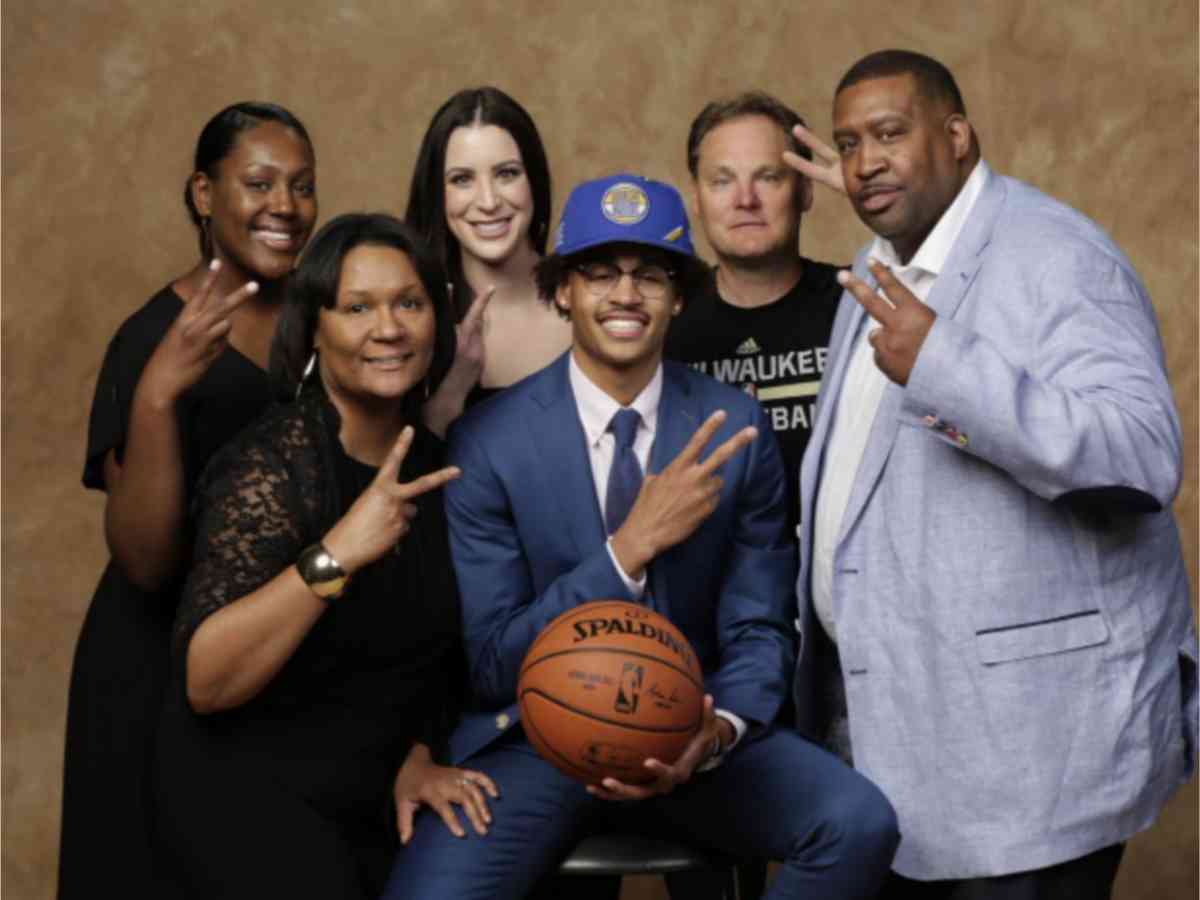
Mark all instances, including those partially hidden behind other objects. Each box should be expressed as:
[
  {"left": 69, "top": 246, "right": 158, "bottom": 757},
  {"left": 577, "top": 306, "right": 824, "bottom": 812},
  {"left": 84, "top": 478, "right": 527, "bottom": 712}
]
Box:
[
  {"left": 601, "top": 183, "right": 649, "bottom": 225},
  {"left": 553, "top": 173, "right": 697, "bottom": 258}
]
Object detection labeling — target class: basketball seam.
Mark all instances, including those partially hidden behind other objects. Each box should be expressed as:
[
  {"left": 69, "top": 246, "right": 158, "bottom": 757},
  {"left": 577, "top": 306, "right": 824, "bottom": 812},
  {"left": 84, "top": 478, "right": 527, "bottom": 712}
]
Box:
[
  {"left": 518, "top": 687, "right": 701, "bottom": 734},
  {"left": 519, "top": 647, "right": 703, "bottom": 692},
  {"left": 519, "top": 707, "right": 603, "bottom": 782},
  {"left": 517, "top": 601, "right": 686, "bottom": 675}
]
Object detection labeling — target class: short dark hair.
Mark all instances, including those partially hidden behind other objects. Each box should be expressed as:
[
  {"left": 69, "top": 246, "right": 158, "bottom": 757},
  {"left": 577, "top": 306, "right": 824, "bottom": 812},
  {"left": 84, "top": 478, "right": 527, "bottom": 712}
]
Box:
[
  {"left": 404, "top": 87, "right": 552, "bottom": 320},
  {"left": 686, "top": 91, "right": 810, "bottom": 177},
  {"left": 836, "top": 50, "right": 966, "bottom": 116},
  {"left": 183, "top": 102, "right": 313, "bottom": 258},
  {"left": 270, "top": 213, "right": 456, "bottom": 414},
  {"left": 534, "top": 242, "right": 711, "bottom": 320}
]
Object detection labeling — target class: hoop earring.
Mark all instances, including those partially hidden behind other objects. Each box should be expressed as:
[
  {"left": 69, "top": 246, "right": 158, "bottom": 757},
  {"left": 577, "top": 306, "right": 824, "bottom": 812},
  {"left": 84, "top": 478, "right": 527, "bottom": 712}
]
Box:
[
  {"left": 423, "top": 377, "right": 431, "bottom": 400},
  {"left": 296, "top": 350, "right": 318, "bottom": 401}
]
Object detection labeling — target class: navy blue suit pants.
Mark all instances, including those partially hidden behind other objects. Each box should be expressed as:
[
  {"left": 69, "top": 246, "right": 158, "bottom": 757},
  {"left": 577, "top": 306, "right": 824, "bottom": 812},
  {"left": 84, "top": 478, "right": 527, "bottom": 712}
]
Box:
[{"left": 381, "top": 726, "right": 899, "bottom": 900}]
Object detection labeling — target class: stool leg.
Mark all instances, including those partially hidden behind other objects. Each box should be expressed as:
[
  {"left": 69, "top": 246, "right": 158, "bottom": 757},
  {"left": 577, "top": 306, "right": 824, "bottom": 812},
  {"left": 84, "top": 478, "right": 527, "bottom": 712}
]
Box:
[
  {"left": 725, "top": 862, "right": 741, "bottom": 900},
  {"left": 665, "top": 865, "right": 743, "bottom": 900},
  {"left": 733, "top": 859, "right": 765, "bottom": 898}
]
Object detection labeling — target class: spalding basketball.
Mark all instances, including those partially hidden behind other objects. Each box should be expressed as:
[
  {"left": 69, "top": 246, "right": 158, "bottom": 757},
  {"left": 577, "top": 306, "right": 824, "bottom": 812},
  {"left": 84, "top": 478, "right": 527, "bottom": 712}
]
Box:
[{"left": 517, "top": 600, "right": 704, "bottom": 785}]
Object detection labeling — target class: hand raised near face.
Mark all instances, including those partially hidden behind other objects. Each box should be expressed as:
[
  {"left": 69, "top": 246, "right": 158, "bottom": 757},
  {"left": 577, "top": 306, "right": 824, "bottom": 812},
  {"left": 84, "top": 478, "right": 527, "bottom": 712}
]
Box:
[
  {"left": 140, "top": 259, "right": 259, "bottom": 405},
  {"left": 322, "top": 426, "right": 461, "bottom": 574},
  {"left": 609, "top": 411, "right": 757, "bottom": 580},
  {"left": 782, "top": 124, "right": 846, "bottom": 196},
  {"left": 453, "top": 284, "right": 494, "bottom": 381},
  {"left": 421, "top": 285, "right": 495, "bottom": 439},
  {"left": 838, "top": 260, "right": 936, "bottom": 386}
]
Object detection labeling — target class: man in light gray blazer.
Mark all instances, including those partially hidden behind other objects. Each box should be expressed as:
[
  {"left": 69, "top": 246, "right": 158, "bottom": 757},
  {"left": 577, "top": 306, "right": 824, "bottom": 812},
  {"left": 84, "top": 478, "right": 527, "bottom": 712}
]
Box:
[{"left": 791, "top": 49, "right": 1197, "bottom": 898}]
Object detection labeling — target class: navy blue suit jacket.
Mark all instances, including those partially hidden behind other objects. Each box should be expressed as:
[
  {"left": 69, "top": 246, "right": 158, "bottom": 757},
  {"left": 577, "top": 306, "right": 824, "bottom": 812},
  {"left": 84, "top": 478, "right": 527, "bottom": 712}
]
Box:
[{"left": 443, "top": 354, "right": 797, "bottom": 764}]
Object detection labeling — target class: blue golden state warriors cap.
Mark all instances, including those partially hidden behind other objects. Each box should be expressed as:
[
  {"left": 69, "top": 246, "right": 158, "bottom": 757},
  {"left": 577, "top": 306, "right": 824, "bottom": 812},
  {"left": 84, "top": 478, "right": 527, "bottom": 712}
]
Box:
[{"left": 553, "top": 173, "right": 696, "bottom": 259}]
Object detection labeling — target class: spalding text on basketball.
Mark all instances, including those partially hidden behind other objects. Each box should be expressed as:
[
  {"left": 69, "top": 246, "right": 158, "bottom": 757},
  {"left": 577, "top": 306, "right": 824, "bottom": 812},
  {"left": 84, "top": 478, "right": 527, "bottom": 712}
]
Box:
[{"left": 571, "top": 617, "right": 695, "bottom": 669}]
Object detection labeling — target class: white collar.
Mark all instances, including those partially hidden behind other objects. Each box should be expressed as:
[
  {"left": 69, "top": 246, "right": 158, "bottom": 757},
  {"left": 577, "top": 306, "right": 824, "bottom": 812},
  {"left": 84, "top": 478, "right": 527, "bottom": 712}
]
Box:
[
  {"left": 568, "top": 353, "right": 662, "bottom": 447},
  {"left": 872, "top": 160, "right": 990, "bottom": 276}
]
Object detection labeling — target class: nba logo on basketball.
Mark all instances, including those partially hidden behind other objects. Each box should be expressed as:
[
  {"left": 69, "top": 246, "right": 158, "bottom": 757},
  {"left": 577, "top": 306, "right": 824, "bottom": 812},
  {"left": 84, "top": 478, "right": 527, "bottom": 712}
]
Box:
[{"left": 615, "top": 663, "right": 643, "bottom": 714}]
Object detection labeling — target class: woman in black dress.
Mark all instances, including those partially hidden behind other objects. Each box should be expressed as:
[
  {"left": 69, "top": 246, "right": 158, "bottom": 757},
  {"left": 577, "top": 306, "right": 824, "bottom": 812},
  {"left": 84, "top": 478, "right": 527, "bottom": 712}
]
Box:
[
  {"left": 410, "top": 87, "right": 571, "bottom": 433},
  {"left": 153, "top": 213, "right": 495, "bottom": 899},
  {"left": 59, "top": 102, "right": 317, "bottom": 898}
]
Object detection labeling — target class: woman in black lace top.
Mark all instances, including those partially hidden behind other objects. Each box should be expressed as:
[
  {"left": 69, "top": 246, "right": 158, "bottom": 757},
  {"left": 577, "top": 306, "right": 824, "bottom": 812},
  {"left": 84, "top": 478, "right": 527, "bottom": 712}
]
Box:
[{"left": 153, "top": 213, "right": 497, "bottom": 899}]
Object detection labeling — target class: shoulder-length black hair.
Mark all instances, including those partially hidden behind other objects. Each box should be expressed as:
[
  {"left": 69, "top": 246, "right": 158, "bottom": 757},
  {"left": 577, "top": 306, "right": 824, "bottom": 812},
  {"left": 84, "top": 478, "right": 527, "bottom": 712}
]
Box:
[
  {"left": 184, "top": 101, "right": 313, "bottom": 258},
  {"left": 270, "top": 213, "right": 456, "bottom": 418},
  {"left": 404, "top": 87, "right": 552, "bottom": 320}
]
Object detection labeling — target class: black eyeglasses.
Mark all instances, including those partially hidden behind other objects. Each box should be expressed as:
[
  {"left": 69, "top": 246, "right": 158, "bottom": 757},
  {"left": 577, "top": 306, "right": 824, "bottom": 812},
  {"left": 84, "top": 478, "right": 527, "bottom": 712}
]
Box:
[{"left": 573, "top": 262, "right": 675, "bottom": 299}]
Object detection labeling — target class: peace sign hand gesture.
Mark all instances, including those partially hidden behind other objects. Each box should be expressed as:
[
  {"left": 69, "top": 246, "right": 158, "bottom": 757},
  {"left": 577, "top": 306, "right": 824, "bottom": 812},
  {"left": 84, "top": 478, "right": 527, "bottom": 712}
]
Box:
[
  {"left": 610, "top": 411, "right": 757, "bottom": 580},
  {"left": 837, "top": 260, "right": 936, "bottom": 386},
  {"left": 322, "top": 426, "right": 462, "bottom": 574},
  {"left": 421, "top": 286, "right": 494, "bottom": 438},
  {"left": 455, "top": 285, "right": 493, "bottom": 377},
  {"left": 140, "top": 259, "right": 259, "bottom": 405},
  {"left": 782, "top": 124, "right": 846, "bottom": 196}
]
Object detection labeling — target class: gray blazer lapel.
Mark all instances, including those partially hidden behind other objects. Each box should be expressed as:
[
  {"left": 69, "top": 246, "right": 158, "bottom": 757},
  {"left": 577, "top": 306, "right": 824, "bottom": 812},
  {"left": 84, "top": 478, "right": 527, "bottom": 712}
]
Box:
[
  {"left": 834, "top": 261, "right": 901, "bottom": 542},
  {"left": 811, "top": 289, "right": 867, "bottom": 453},
  {"left": 837, "top": 172, "right": 1005, "bottom": 543},
  {"left": 838, "top": 382, "right": 904, "bottom": 544},
  {"left": 923, "top": 171, "right": 1004, "bottom": 320},
  {"left": 798, "top": 278, "right": 865, "bottom": 545}
]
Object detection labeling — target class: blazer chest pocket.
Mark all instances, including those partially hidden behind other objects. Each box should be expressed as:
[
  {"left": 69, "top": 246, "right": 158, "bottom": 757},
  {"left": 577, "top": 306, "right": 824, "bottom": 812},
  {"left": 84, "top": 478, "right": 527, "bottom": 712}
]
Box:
[{"left": 976, "top": 609, "right": 1109, "bottom": 665}]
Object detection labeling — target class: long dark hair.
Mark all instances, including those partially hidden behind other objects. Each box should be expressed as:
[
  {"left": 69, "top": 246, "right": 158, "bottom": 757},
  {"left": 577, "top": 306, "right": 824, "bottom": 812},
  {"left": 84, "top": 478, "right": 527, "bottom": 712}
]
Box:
[
  {"left": 184, "top": 102, "right": 313, "bottom": 258},
  {"left": 404, "top": 87, "right": 552, "bottom": 319},
  {"left": 270, "top": 213, "right": 456, "bottom": 418}
]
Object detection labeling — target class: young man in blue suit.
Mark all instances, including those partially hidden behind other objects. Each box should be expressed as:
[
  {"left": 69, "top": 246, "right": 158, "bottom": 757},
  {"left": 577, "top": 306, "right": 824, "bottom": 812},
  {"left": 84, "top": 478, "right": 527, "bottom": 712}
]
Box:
[
  {"left": 790, "top": 50, "right": 1197, "bottom": 897},
  {"left": 382, "top": 174, "right": 898, "bottom": 900}
]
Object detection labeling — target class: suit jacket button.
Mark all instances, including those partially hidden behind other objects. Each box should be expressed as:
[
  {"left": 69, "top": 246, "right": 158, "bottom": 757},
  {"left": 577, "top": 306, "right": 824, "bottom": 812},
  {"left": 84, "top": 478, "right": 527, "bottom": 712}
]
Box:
[{"left": 495, "top": 713, "right": 510, "bottom": 730}]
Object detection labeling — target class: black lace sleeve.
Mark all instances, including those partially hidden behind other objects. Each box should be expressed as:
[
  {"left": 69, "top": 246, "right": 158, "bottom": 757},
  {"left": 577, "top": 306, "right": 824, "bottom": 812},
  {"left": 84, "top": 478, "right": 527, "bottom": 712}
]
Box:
[{"left": 172, "top": 415, "right": 313, "bottom": 663}]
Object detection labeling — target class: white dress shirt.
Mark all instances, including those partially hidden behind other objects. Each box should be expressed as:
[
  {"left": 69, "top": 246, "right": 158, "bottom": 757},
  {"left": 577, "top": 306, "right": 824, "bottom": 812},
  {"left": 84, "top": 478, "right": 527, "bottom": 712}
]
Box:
[
  {"left": 812, "top": 161, "right": 989, "bottom": 640},
  {"left": 567, "top": 353, "right": 746, "bottom": 759}
]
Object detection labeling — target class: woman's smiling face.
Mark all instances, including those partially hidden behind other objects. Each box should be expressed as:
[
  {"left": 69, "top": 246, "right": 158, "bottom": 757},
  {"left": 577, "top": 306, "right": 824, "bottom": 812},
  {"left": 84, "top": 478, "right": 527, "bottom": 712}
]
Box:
[
  {"left": 316, "top": 244, "right": 436, "bottom": 410},
  {"left": 443, "top": 124, "right": 533, "bottom": 267},
  {"left": 194, "top": 120, "right": 317, "bottom": 282}
]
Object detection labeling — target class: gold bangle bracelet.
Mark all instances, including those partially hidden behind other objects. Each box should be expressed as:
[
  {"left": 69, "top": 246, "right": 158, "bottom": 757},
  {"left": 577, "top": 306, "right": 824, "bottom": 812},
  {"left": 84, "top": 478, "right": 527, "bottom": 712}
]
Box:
[{"left": 296, "top": 542, "right": 349, "bottom": 601}]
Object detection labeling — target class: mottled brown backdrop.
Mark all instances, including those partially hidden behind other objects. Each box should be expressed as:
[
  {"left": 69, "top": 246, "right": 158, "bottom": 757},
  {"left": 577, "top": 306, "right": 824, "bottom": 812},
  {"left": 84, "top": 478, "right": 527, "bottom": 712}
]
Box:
[{"left": 3, "top": 1, "right": 1197, "bottom": 898}]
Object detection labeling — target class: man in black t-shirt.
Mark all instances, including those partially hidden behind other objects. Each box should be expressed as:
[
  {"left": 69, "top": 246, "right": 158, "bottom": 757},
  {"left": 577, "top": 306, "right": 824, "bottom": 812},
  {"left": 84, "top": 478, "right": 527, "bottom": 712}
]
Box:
[{"left": 667, "top": 92, "right": 843, "bottom": 533}]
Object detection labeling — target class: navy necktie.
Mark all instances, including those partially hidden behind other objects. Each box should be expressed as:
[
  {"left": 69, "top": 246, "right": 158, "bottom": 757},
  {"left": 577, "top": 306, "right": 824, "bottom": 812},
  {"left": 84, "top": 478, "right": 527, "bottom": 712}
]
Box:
[{"left": 605, "top": 408, "right": 643, "bottom": 535}]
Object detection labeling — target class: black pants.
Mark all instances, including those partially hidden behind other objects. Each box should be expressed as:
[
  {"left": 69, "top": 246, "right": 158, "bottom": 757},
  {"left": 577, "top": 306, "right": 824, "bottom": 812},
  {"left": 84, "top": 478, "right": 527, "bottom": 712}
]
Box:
[
  {"left": 153, "top": 695, "right": 399, "bottom": 900},
  {"left": 879, "top": 844, "right": 1125, "bottom": 900}
]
